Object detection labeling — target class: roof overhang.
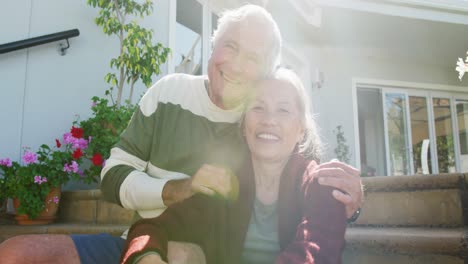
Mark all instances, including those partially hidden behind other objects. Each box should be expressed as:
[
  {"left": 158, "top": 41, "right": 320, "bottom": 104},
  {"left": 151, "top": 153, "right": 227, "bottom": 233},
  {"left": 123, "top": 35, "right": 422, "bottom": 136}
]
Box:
[{"left": 314, "top": 0, "right": 468, "bottom": 25}]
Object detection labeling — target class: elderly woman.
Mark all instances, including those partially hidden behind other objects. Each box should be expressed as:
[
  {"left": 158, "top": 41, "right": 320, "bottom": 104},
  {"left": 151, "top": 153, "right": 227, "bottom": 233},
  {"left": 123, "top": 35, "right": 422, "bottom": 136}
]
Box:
[{"left": 120, "top": 68, "right": 348, "bottom": 264}]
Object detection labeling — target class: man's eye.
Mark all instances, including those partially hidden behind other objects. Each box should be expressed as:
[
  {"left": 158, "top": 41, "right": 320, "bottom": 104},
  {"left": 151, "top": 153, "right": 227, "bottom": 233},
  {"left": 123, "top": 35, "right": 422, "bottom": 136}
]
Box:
[
  {"left": 225, "top": 43, "right": 236, "bottom": 49},
  {"left": 252, "top": 106, "right": 264, "bottom": 111}
]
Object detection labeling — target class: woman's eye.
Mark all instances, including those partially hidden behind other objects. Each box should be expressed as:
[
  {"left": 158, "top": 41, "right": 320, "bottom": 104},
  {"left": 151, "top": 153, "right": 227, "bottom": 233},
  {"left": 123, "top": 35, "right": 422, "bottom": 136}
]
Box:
[
  {"left": 278, "top": 108, "right": 290, "bottom": 113},
  {"left": 246, "top": 55, "right": 258, "bottom": 64}
]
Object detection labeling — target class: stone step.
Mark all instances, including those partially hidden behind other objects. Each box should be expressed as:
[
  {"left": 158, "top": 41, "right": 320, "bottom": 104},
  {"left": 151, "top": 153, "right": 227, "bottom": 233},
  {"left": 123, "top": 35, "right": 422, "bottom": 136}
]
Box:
[
  {"left": 343, "top": 250, "right": 464, "bottom": 264},
  {"left": 346, "top": 227, "right": 465, "bottom": 255},
  {"left": 356, "top": 173, "right": 467, "bottom": 227},
  {"left": 344, "top": 226, "right": 467, "bottom": 263},
  {"left": 0, "top": 224, "right": 464, "bottom": 263}
]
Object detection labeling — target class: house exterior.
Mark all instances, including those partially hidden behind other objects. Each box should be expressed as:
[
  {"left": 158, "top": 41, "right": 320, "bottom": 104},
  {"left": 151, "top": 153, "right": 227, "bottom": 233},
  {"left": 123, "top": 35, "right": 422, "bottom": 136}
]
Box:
[{"left": 1, "top": 0, "right": 468, "bottom": 178}]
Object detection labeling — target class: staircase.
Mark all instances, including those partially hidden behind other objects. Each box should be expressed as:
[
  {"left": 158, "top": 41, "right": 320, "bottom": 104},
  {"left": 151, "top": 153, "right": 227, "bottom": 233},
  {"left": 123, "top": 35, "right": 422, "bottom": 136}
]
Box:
[
  {"left": 344, "top": 173, "right": 468, "bottom": 264},
  {"left": 0, "top": 174, "right": 467, "bottom": 263}
]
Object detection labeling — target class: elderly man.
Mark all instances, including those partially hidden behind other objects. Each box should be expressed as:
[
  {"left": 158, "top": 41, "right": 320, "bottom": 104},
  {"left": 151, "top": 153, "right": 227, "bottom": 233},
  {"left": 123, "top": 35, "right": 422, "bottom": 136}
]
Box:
[{"left": 0, "top": 4, "right": 362, "bottom": 264}]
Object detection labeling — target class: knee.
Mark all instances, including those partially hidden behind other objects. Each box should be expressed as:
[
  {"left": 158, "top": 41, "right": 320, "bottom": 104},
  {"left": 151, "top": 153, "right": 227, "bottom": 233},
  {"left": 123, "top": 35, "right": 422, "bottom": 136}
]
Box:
[
  {"left": 0, "top": 235, "right": 31, "bottom": 263},
  {"left": 168, "top": 241, "right": 206, "bottom": 264}
]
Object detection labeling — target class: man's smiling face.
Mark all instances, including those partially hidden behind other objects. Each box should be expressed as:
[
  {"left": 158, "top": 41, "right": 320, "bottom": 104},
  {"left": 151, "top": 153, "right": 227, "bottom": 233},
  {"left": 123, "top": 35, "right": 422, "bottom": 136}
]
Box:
[{"left": 207, "top": 19, "right": 270, "bottom": 110}]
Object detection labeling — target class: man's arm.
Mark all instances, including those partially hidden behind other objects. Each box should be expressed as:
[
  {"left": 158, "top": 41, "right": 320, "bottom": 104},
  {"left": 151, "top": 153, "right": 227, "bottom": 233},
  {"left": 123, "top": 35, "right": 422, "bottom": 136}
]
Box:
[
  {"left": 120, "top": 194, "right": 218, "bottom": 264},
  {"left": 307, "top": 160, "right": 363, "bottom": 219},
  {"left": 100, "top": 78, "right": 194, "bottom": 211}
]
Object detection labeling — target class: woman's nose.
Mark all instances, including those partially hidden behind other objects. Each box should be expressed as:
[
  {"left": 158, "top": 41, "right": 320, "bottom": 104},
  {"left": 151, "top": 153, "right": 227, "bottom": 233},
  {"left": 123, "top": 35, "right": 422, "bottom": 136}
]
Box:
[{"left": 260, "top": 111, "right": 277, "bottom": 126}]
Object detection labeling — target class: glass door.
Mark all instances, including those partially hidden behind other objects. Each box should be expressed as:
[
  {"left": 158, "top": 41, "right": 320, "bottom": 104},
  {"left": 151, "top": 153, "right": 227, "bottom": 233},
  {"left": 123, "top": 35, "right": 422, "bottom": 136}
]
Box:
[
  {"left": 455, "top": 99, "right": 468, "bottom": 172},
  {"left": 432, "top": 97, "right": 456, "bottom": 173},
  {"left": 409, "top": 96, "right": 432, "bottom": 174},
  {"left": 383, "top": 92, "right": 413, "bottom": 176}
]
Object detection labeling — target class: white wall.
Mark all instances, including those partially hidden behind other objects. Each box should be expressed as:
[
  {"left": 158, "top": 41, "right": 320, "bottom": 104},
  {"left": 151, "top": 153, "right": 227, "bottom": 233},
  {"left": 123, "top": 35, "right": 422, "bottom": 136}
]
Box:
[{"left": 0, "top": 0, "right": 171, "bottom": 162}]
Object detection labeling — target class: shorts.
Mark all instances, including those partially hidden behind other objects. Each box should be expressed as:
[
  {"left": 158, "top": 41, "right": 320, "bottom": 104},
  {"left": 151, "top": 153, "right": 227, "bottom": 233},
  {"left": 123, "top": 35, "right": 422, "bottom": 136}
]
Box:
[{"left": 71, "top": 233, "right": 125, "bottom": 264}]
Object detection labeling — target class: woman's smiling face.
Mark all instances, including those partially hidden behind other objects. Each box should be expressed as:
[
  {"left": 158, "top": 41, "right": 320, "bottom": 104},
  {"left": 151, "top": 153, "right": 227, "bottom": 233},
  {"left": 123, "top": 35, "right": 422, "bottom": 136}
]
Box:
[{"left": 244, "top": 79, "right": 305, "bottom": 163}]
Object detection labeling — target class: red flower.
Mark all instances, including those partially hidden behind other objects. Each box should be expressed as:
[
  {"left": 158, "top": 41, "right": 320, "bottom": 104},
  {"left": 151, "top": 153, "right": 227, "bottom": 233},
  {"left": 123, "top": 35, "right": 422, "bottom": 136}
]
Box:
[
  {"left": 55, "top": 139, "right": 61, "bottom": 148},
  {"left": 71, "top": 126, "right": 84, "bottom": 139},
  {"left": 72, "top": 148, "right": 83, "bottom": 160},
  {"left": 92, "top": 153, "right": 103, "bottom": 166}
]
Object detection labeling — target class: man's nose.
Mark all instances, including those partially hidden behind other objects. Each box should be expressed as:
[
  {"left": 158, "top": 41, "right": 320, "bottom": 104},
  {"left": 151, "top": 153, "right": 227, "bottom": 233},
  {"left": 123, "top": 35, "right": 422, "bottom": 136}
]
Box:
[{"left": 230, "top": 54, "right": 245, "bottom": 74}]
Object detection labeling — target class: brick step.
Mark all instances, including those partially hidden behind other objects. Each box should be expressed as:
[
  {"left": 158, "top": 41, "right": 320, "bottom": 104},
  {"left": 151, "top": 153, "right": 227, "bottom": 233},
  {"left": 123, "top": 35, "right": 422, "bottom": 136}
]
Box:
[
  {"left": 58, "top": 173, "right": 468, "bottom": 227},
  {"left": 58, "top": 189, "right": 134, "bottom": 224},
  {"left": 57, "top": 173, "right": 468, "bottom": 227},
  {"left": 357, "top": 173, "right": 466, "bottom": 227}
]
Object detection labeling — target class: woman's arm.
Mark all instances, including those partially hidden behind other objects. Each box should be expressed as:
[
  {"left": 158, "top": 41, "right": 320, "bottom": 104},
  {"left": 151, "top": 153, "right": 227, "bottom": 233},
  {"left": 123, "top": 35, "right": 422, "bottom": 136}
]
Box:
[
  {"left": 120, "top": 194, "right": 218, "bottom": 264},
  {"left": 276, "top": 171, "right": 347, "bottom": 264}
]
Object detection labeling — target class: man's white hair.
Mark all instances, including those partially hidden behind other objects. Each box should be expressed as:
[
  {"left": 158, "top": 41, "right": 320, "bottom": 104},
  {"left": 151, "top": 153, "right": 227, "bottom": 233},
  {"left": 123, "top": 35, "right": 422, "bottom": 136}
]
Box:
[{"left": 211, "top": 4, "right": 282, "bottom": 76}]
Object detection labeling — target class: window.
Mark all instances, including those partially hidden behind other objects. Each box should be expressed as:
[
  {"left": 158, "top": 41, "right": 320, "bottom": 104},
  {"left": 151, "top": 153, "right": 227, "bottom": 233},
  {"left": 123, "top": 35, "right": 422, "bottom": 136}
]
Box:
[
  {"left": 170, "top": 0, "right": 219, "bottom": 75},
  {"left": 357, "top": 88, "right": 386, "bottom": 176},
  {"left": 174, "top": 0, "right": 203, "bottom": 75},
  {"left": 357, "top": 86, "right": 466, "bottom": 176}
]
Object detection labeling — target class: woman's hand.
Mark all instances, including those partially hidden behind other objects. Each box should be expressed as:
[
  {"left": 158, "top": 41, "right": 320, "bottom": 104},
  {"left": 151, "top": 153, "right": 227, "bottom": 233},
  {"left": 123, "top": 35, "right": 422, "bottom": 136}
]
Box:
[
  {"left": 191, "top": 164, "right": 239, "bottom": 201},
  {"left": 308, "top": 160, "right": 363, "bottom": 218}
]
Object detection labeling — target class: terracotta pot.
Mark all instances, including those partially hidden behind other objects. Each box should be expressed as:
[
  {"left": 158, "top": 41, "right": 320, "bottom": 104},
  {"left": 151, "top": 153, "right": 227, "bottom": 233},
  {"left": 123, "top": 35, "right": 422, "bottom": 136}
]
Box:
[{"left": 13, "top": 187, "right": 61, "bottom": 225}]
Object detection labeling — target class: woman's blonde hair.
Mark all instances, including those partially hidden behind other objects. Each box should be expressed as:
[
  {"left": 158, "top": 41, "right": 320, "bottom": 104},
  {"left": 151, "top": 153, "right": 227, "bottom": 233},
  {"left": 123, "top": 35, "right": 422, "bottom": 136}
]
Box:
[{"left": 272, "top": 68, "right": 323, "bottom": 160}]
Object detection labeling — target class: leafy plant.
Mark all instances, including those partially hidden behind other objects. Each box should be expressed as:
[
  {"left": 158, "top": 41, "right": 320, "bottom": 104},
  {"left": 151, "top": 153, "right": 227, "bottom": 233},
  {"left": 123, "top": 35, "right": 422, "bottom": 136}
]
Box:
[
  {"left": 76, "top": 93, "right": 137, "bottom": 179},
  {"left": 333, "top": 125, "right": 350, "bottom": 163},
  {"left": 87, "top": 0, "right": 171, "bottom": 106},
  {"left": 436, "top": 135, "right": 455, "bottom": 173}
]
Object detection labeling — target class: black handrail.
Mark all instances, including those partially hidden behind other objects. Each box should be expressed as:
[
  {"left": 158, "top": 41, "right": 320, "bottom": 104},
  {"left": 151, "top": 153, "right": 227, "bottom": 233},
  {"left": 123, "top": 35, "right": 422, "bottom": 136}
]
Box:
[{"left": 0, "top": 29, "right": 80, "bottom": 54}]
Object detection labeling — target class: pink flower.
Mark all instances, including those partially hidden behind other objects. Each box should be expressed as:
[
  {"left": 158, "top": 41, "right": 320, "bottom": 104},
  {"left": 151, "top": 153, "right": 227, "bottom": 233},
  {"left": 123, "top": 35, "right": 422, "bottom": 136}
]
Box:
[
  {"left": 63, "top": 132, "right": 74, "bottom": 145},
  {"left": 63, "top": 132, "right": 88, "bottom": 150},
  {"left": 91, "top": 101, "right": 97, "bottom": 107},
  {"left": 63, "top": 161, "right": 79, "bottom": 173},
  {"left": 74, "top": 138, "right": 88, "bottom": 150},
  {"left": 0, "top": 158, "right": 12, "bottom": 167},
  {"left": 23, "top": 151, "right": 38, "bottom": 165},
  {"left": 53, "top": 196, "right": 60, "bottom": 204},
  {"left": 34, "top": 175, "right": 47, "bottom": 185}
]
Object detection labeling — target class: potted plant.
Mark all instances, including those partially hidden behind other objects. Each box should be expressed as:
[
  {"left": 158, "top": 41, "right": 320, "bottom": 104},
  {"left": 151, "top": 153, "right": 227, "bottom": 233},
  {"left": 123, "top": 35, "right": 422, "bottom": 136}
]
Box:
[{"left": 0, "top": 126, "right": 93, "bottom": 225}]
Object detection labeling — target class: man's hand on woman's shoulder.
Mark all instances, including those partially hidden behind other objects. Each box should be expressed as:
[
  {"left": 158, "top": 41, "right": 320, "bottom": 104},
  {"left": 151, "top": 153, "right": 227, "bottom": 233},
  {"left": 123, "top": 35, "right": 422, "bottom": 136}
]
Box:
[{"left": 306, "top": 159, "right": 363, "bottom": 219}]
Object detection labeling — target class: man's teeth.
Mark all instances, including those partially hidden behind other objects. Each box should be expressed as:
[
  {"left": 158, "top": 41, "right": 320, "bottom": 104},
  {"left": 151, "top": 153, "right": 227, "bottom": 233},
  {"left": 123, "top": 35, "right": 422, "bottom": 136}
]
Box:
[{"left": 257, "top": 133, "right": 279, "bottom": 140}]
